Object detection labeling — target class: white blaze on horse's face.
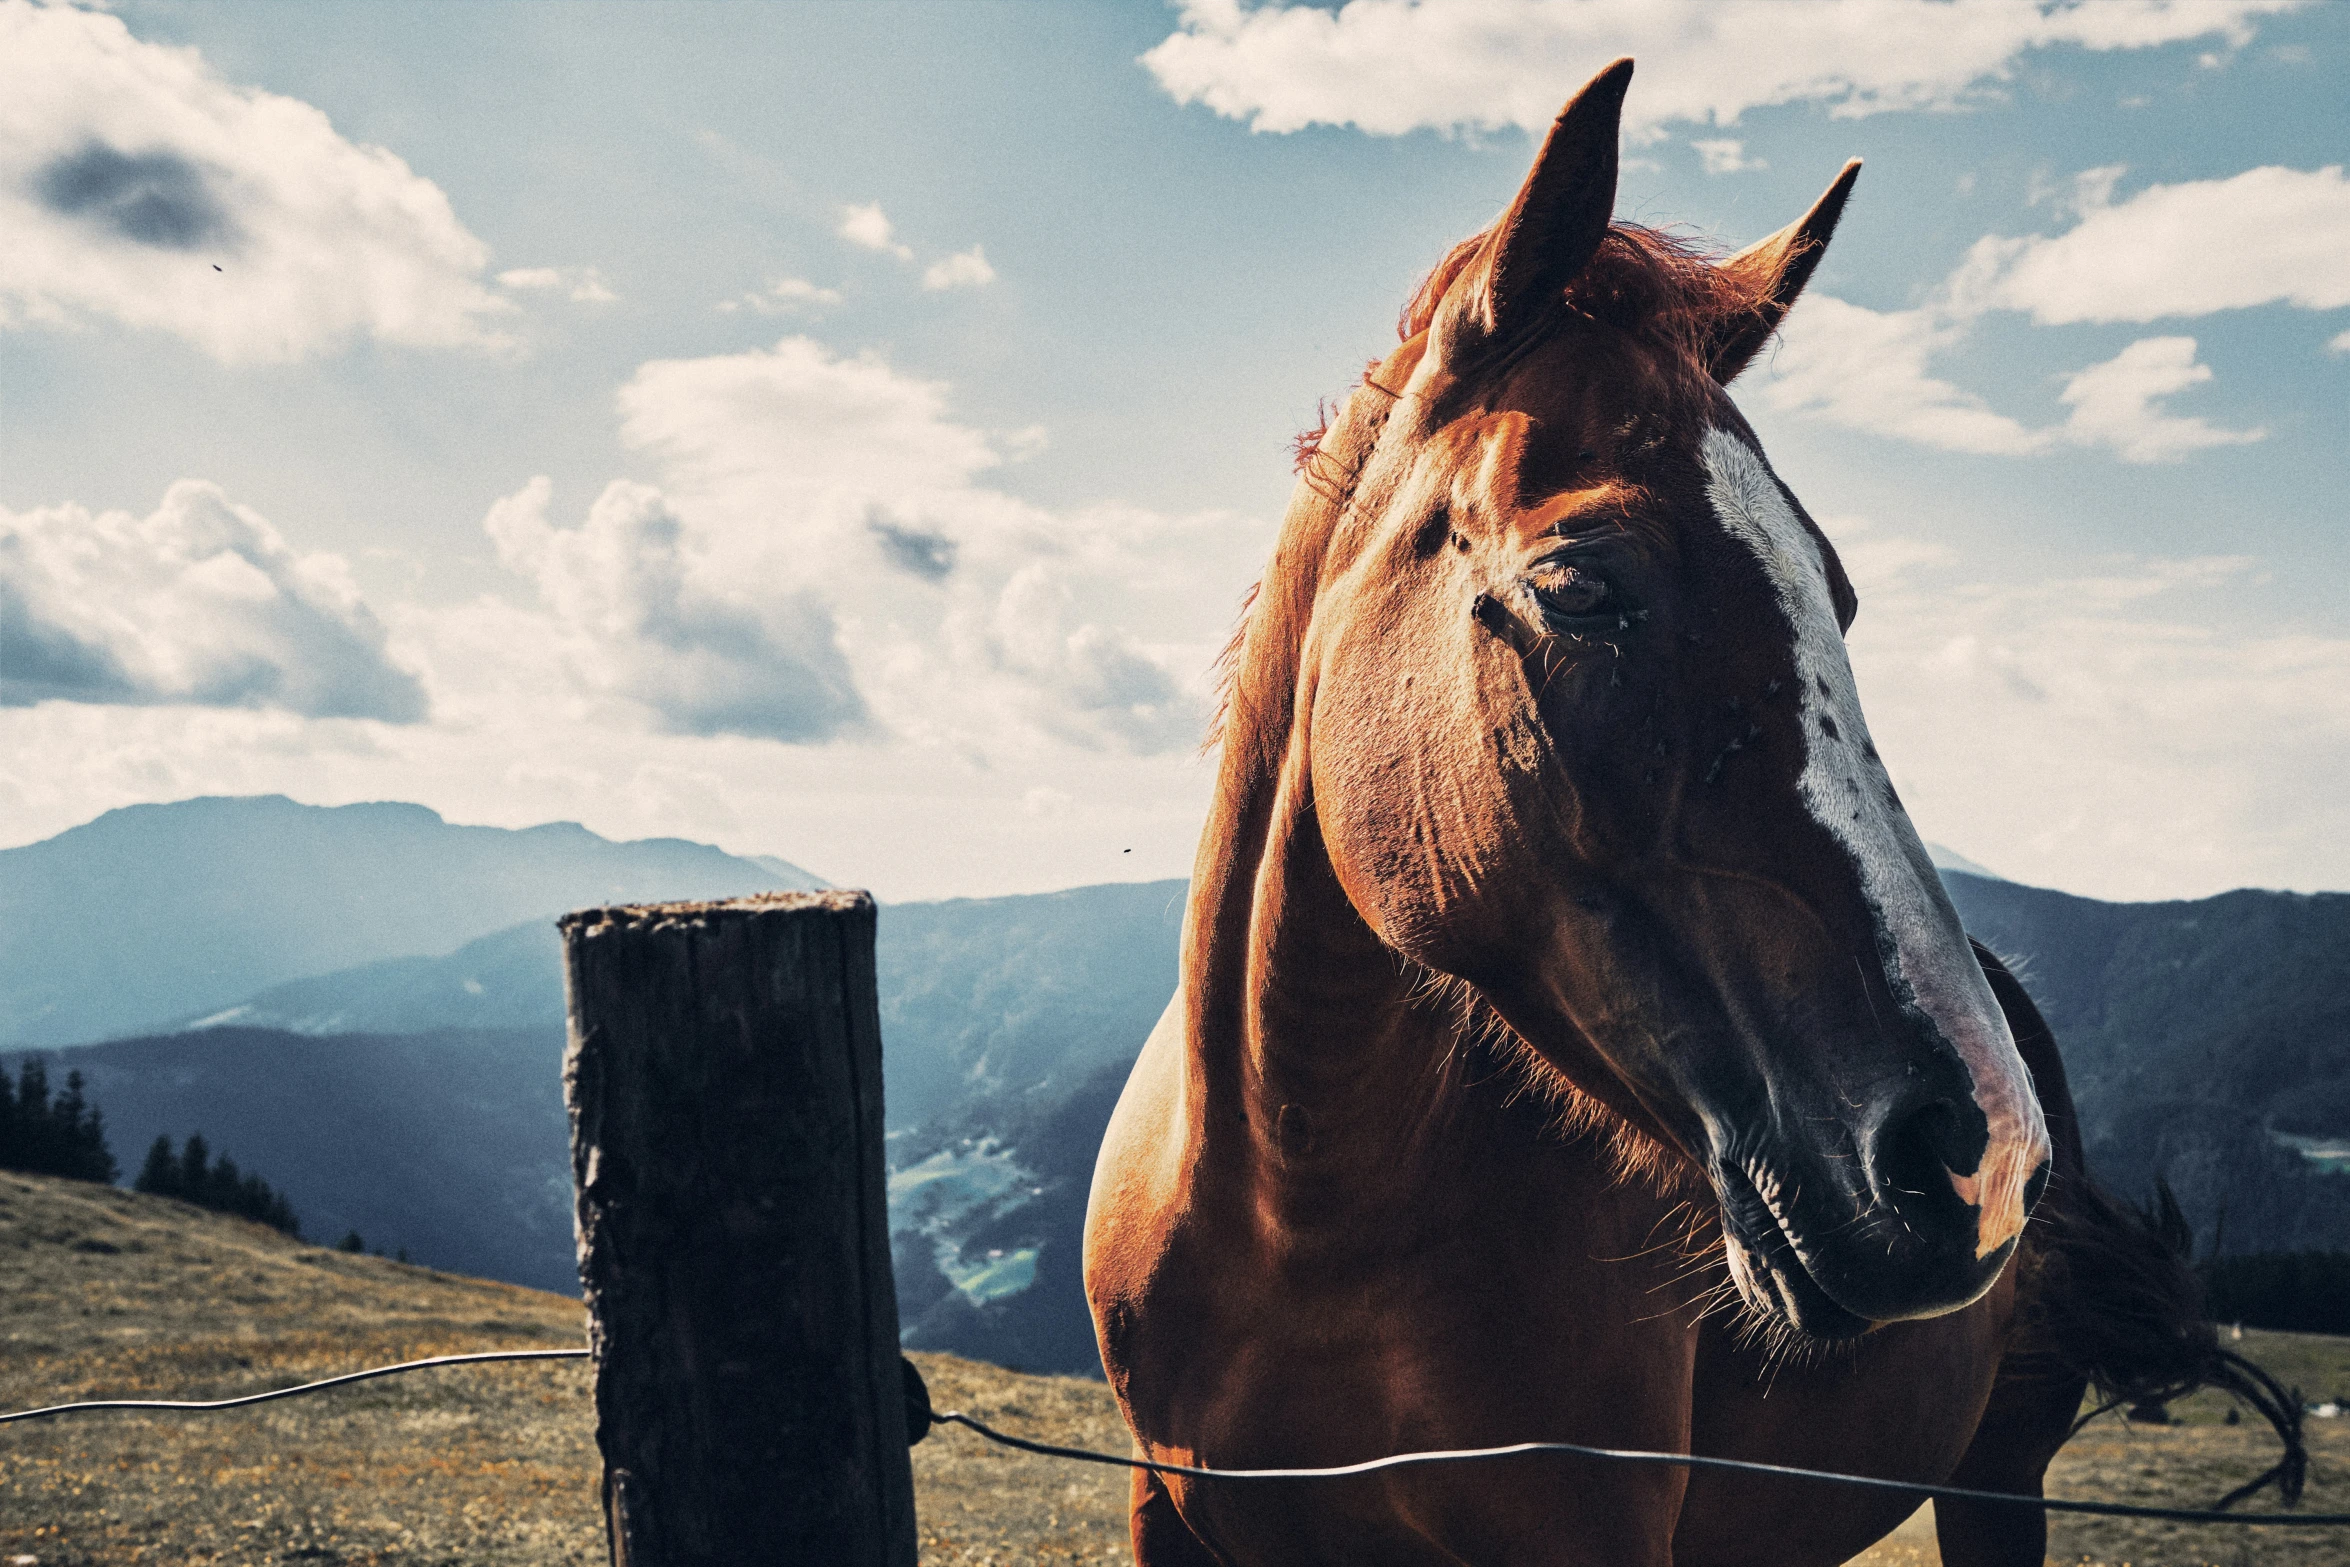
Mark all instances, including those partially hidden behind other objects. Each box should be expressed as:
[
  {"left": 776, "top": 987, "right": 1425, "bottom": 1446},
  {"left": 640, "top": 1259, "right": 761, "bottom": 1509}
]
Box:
[{"left": 1699, "top": 427, "right": 2050, "bottom": 1261}]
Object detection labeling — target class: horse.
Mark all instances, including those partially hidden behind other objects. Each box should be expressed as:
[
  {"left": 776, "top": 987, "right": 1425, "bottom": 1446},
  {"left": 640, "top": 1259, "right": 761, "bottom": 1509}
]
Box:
[{"left": 1083, "top": 58, "right": 2294, "bottom": 1567}]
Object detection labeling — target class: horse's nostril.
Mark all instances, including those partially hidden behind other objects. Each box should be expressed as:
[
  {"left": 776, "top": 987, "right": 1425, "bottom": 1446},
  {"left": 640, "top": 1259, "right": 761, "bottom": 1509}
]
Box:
[
  {"left": 1874, "top": 1098, "right": 1980, "bottom": 1203},
  {"left": 1910, "top": 1100, "right": 1973, "bottom": 1174}
]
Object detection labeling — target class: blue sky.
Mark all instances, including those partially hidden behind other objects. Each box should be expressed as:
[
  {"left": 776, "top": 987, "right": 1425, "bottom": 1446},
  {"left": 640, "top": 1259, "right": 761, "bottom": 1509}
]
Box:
[{"left": 2, "top": 0, "right": 2345, "bottom": 901}]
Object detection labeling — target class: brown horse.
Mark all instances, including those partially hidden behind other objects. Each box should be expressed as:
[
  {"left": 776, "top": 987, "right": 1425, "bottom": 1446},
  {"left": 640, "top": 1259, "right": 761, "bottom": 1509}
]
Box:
[{"left": 1084, "top": 59, "right": 2273, "bottom": 1567}]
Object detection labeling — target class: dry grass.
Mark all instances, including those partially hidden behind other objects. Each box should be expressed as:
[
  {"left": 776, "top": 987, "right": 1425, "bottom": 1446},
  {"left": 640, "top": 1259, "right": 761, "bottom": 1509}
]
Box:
[
  {"left": 2027, "top": 1331, "right": 2350, "bottom": 1567},
  {"left": 0, "top": 1171, "right": 598, "bottom": 1565},
  {"left": 908, "top": 1357, "right": 1130, "bottom": 1566},
  {"left": 1826, "top": 1328, "right": 2350, "bottom": 1567},
  {"left": 3, "top": 1171, "right": 2345, "bottom": 1565}
]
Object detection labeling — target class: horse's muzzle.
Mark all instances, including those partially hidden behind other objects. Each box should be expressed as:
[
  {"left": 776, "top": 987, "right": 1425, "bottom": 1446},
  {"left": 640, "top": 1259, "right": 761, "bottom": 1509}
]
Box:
[{"left": 1714, "top": 1118, "right": 2045, "bottom": 1337}]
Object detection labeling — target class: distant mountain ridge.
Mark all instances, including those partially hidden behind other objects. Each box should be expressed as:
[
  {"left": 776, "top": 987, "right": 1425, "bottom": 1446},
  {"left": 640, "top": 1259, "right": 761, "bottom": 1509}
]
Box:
[
  {"left": 0, "top": 795, "right": 821, "bottom": 1048},
  {"left": 1925, "top": 842, "right": 2006, "bottom": 882},
  {"left": 182, "top": 921, "right": 564, "bottom": 1037},
  {"left": 38, "top": 1024, "right": 574, "bottom": 1290},
  {"left": 171, "top": 879, "right": 1187, "bottom": 1137}
]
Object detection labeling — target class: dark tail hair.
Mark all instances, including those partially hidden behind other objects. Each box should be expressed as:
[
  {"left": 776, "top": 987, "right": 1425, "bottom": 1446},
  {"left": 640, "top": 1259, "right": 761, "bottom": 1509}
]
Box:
[{"left": 2029, "top": 1176, "right": 2306, "bottom": 1510}]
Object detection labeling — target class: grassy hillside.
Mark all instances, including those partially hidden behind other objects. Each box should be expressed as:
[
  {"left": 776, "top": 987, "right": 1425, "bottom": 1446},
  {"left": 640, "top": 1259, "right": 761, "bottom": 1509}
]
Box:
[
  {"left": 0, "top": 1169, "right": 596, "bottom": 1564},
  {"left": 0, "top": 1172, "right": 1131, "bottom": 1565},
  {"left": 3, "top": 1171, "right": 2344, "bottom": 1565}
]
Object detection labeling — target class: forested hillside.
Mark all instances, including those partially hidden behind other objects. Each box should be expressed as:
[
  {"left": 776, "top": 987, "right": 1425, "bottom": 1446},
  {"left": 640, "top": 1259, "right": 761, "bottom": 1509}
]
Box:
[
  {"left": 27, "top": 1025, "right": 573, "bottom": 1289},
  {"left": 0, "top": 879, "right": 1187, "bottom": 1308},
  {"left": 1945, "top": 874, "right": 2350, "bottom": 1255}
]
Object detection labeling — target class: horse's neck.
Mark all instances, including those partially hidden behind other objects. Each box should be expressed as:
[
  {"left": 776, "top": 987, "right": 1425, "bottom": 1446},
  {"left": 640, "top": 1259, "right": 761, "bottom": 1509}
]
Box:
[
  {"left": 1179, "top": 744, "right": 1513, "bottom": 1233},
  {"left": 1174, "top": 370, "right": 1581, "bottom": 1228}
]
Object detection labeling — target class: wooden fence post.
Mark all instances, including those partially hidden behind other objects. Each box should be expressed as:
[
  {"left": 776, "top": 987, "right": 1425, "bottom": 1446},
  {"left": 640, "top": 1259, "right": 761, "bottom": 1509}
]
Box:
[{"left": 560, "top": 891, "right": 916, "bottom": 1567}]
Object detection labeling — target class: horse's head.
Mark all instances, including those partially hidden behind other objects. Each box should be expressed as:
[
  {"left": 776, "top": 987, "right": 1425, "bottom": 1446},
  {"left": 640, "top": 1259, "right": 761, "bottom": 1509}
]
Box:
[{"left": 1290, "top": 61, "right": 2049, "bottom": 1338}]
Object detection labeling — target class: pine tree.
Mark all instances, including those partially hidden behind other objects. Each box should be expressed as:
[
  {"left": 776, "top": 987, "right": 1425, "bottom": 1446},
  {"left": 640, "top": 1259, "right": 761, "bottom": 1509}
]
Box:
[
  {"left": 180, "top": 1132, "right": 210, "bottom": 1197},
  {"left": 136, "top": 1135, "right": 178, "bottom": 1196},
  {"left": 1, "top": 1059, "right": 51, "bottom": 1171},
  {"left": 0, "top": 1062, "right": 18, "bottom": 1169},
  {"left": 208, "top": 1154, "right": 242, "bottom": 1210},
  {"left": 0, "top": 1060, "right": 118, "bottom": 1184},
  {"left": 52, "top": 1072, "right": 117, "bottom": 1183}
]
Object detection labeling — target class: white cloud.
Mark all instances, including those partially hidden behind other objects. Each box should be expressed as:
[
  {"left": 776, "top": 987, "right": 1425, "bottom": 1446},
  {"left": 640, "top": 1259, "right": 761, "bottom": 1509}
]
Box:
[
  {"left": 922, "top": 245, "right": 997, "bottom": 291},
  {"left": 1142, "top": 0, "right": 2299, "bottom": 138},
  {"left": 1830, "top": 524, "right": 2350, "bottom": 900},
  {"left": 485, "top": 478, "right": 864, "bottom": 743},
  {"left": 1757, "top": 158, "right": 2349, "bottom": 460},
  {"left": 1953, "top": 164, "right": 2350, "bottom": 324},
  {"left": 498, "top": 265, "right": 616, "bottom": 304},
  {"left": 0, "top": 1, "right": 508, "bottom": 362},
  {"left": 1692, "top": 138, "right": 1763, "bottom": 175},
  {"left": 1759, "top": 299, "right": 2259, "bottom": 464},
  {"left": 2056, "top": 336, "right": 2263, "bottom": 462},
  {"left": 2024, "top": 162, "right": 2126, "bottom": 221},
  {"left": 482, "top": 336, "right": 1240, "bottom": 758},
  {"left": 838, "top": 201, "right": 912, "bottom": 259},
  {"left": 717, "top": 275, "right": 844, "bottom": 314},
  {"left": 0, "top": 481, "right": 426, "bottom": 721},
  {"left": 2331, "top": 328, "right": 2350, "bottom": 354},
  {"left": 620, "top": 336, "right": 1002, "bottom": 502},
  {"left": 1754, "top": 295, "right": 2048, "bottom": 456},
  {"left": 1021, "top": 785, "right": 1074, "bottom": 818},
  {"left": 972, "top": 563, "right": 1194, "bottom": 752}
]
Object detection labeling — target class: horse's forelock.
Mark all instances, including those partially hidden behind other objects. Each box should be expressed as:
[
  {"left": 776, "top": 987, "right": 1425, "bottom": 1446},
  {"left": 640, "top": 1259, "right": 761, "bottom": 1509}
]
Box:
[{"left": 1399, "top": 232, "right": 1490, "bottom": 344}]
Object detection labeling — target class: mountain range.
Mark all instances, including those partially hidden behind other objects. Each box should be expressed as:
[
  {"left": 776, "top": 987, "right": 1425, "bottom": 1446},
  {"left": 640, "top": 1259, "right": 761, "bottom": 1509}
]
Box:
[
  {"left": 3, "top": 797, "right": 2344, "bottom": 1374},
  {"left": 0, "top": 795, "right": 821, "bottom": 1048}
]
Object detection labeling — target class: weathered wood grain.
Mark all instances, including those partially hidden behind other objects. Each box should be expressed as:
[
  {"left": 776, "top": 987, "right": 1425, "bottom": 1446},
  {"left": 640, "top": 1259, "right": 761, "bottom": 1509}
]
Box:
[{"left": 562, "top": 891, "right": 915, "bottom": 1567}]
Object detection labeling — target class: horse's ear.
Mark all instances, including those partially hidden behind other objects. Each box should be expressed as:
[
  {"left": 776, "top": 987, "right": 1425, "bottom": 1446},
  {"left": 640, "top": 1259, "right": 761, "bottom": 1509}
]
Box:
[
  {"left": 1460, "top": 58, "right": 1632, "bottom": 342},
  {"left": 1706, "top": 160, "right": 1861, "bottom": 385}
]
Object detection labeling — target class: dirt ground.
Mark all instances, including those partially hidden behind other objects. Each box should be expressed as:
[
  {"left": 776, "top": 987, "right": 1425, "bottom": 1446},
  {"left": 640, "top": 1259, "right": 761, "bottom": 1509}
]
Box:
[{"left": 2, "top": 1171, "right": 2344, "bottom": 1565}]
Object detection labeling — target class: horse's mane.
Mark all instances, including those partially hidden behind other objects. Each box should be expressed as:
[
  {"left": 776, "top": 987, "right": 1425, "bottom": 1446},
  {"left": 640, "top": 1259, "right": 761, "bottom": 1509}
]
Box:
[
  {"left": 1400, "top": 219, "right": 1766, "bottom": 363},
  {"left": 1200, "top": 580, "right": 1258, "bottom": 758}
]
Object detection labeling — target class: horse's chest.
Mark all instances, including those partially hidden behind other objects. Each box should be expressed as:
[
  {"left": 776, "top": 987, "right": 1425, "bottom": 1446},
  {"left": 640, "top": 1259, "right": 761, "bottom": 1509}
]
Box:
[{"left": 1120, "top": 1159, "right": 1707, "bottom": 1460}]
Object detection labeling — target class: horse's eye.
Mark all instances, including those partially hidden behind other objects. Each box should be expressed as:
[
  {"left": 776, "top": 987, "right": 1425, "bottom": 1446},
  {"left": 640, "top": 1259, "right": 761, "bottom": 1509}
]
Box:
[{"left": 1529, "top": 561, "right": 1615, "bottom": 626}]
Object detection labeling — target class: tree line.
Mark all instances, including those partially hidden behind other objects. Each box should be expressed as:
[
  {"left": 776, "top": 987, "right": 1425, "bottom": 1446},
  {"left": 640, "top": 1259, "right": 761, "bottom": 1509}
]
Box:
[
  {"left": 2202, "top": 1251, "right": 2350, "bottom": 1337},
  {"left": 2, "top": 1056, "right": 299, "bottom": 1237},
  {"left": 135, "top": 1132, "right": 301, "bottom": 1237}
]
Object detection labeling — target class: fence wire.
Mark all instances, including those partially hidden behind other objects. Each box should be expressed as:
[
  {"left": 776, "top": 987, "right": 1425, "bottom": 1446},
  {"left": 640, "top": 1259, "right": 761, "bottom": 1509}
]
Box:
[
  {"left": 5, "top": 1348, "right": 2346, "bottom": 1530},
  {"left": 0, "top": 1348, "right": 588, "bottom": 1424},
  {"left": 932, "top": 1408, "right": 2350, "bottom": 1528}
]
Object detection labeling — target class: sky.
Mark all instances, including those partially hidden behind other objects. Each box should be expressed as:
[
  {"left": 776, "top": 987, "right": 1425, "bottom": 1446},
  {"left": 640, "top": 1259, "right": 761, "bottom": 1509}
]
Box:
[{"left": 1, "top": 0, "right": 2345, "bottom": 903}]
